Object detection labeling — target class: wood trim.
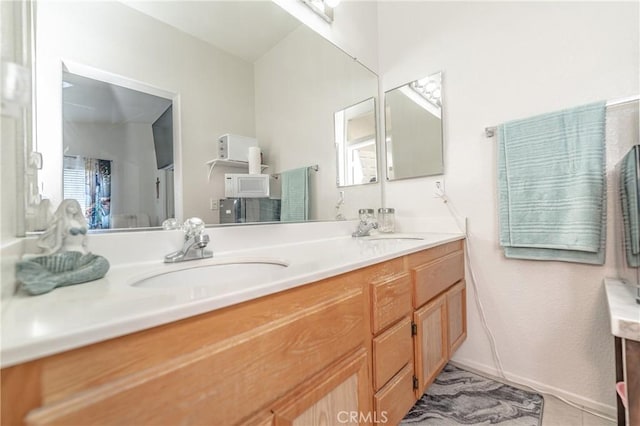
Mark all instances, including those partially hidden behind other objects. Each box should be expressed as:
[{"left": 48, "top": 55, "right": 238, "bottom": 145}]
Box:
[
  {"left": 447, "top": 280, "right": 467, "bottom": 357},
  {"left": 370, "top": 273, "right": 411, "bottom": 334},
  {"left": 1, "top": 362, "right": 42, "bottom": 426},
  {"left": 27, "top": 272, "right": 364, "bottom": 406},
  {"left": 272, "top": 348, "right": 370, "bottom": 426},
  {"left": 626, "top": 339, "right": 640, "bottom": 426},
  {"left": 407, "top": 240, "right": 463, "bottom": 270},
  {"left": 372, "top": 317, "right": 412, "bottom": 391},
  {"left": 615, "top": 337, "right": 625, "bottom": 426},
  {"left": 374, "top": 364, "right": 415, "bottom": 426},
  {"left": 25, "top": 287, "right": 366, "bottom": 426},
  {"left": 413, "top": 294, "right": 448, "bottom": 398},
  {"left": 412, "top": 250, "right": 464, "bottom": 309}
]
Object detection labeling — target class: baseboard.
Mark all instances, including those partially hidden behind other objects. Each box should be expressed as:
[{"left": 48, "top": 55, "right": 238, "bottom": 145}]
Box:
[{"left": 450, "top": 357, "right": 616, "bottom": 421}]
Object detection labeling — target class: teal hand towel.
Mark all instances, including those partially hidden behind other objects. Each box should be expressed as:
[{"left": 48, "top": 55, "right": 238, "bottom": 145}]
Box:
[
  {"left": 620, "top": 145, "right": 640, "bottom": 267},
  {"left": 280, "top": 167, "right": 309, "bottom": 222},
  {"left": 498, "top": 102, "right": 606, "bottom": 264}
]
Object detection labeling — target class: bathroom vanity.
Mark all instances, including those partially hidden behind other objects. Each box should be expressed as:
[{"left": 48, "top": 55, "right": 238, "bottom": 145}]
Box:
[{"left": 0, "top": 235, "right": 466, "bottom": 425}]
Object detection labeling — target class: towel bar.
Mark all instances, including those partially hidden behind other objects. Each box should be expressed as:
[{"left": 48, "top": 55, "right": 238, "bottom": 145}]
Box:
[{"left": 484, "top": 95, "right": 639, "bottom": 138}]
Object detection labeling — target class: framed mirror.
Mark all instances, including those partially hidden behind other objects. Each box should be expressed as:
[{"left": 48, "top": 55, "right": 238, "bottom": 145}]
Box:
[
  {"left": 384, "top": 71, "right": 443, "bottom": 180},
  {"left": 30, "top": 0, "right": 380, "bottom": 232},
  {"left": 334, "top": 97, "right": 378, "bottom": 187}
]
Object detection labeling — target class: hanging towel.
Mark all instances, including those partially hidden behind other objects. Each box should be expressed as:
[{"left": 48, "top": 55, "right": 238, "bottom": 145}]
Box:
[
  {"left": 620, "top": 145, "right": 640, "bottom": 267},
  {"left": 498, "top": 102, "right": 607, "bottom": 264},
  {"left": 280, "top": 167, "right": 309, "bottom": 222}
]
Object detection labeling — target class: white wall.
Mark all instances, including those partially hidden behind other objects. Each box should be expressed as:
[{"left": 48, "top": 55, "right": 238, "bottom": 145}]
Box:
[
  {"left": 254, "top": 25, "right": 380, "bottom": 220},
  {"left": 378, "top": 1, "right": 639, "bottom": 415},
  {"left": 36, "top": 1, "right": 255, "bottom": 224}
]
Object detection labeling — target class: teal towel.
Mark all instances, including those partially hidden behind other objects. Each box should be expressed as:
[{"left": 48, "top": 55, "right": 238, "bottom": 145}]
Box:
[
  {"left": 498, "top": 102, "right": 606, "bottom": 264},
  {"left": 280, "top": 167, "right": 309, "bottom": 222},
  {"left": 620, "top": 145, "right": 640, "bottom": 267}
]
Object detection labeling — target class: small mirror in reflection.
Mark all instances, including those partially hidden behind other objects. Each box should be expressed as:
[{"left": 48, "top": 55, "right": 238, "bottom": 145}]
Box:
[
  {"left": 335, "top": 97, "right": 378, "bottom": 187},
  {"left": 385, "top": 71, "right": 443, "bottom": 180}
]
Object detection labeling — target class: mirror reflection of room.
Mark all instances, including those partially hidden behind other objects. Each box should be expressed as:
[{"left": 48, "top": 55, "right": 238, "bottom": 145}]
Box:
[
  {"left": 335, "top": 97, "right": 378, "bottom": 187},
  {"left": 34, "top": 1, "right": 380, "bottom": 230},
  {"left": 385, "top": 71, "right": 443, "bottom": 180},
  {"left": 62, "top": 71, "right": 174, "bottom": 230}
]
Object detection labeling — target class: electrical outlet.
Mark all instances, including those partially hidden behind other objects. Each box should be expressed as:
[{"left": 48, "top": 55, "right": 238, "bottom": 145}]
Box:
[
  {"left": 210, "top": 199, "right": 218, "bottom": 210},
  {"left": 433, "top": 180, "right": 445, "bottom": 198}
]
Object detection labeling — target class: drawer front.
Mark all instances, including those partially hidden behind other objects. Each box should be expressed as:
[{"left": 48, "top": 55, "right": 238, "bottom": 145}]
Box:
[
  {"left": 413, "top": 250, "right": 464, "bottom": 308},
  {"left": 407, "top": 240, "right": 463, "bottom": 270},
  {"left": 374, "top": 364, "right": 416, "bottom": 426},
  {"left": 447, "top": 280, "right": 467, "bottom": 357},
  {"left": 26, "top": 288, "right": 366, "bottom": 426},
  {"left": 371, "top": 273, "right": 411, "bottom": 334},
  {"left": 372, "top": 317, "right": 412, "bottom": 391}
]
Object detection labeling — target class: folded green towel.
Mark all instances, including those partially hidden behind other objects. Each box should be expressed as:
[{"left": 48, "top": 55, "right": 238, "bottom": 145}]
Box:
[
  {"left": 280, "top": 167, "right": 309, "bottom": 222},
  {"left": 498, "top": 102, "right": 606, "bottom": 264},
  {"left": 620, "top": 145, "right": 640, "bottom": 267}
]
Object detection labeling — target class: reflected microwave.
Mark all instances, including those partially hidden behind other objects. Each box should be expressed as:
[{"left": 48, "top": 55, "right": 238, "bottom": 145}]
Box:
[{"left": 224, "top": 173, "right": 270, "bottom": 198}]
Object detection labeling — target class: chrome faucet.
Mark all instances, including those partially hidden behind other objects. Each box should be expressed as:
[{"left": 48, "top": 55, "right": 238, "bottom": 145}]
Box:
[
  {"left": 164, "top": 217, "right": 213, "bottom": 263},
  {"left": 352, "top": 209, "right": 379, "bottom": 237}
]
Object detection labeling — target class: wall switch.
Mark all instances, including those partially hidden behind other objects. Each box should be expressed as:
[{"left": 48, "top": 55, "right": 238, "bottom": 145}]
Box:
[{"left": 210, "top": 199, "right": 218, "bottom": 210}]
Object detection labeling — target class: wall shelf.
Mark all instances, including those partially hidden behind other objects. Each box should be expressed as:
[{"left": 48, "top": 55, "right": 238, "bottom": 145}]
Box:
[{"left": 206, "top": 158, "right": 269, "bottom": 180}]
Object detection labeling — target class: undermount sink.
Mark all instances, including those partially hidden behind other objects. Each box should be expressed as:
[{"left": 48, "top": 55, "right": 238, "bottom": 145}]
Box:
[{"left": 130, "top": 257, "right": 289, "bottom": 290}]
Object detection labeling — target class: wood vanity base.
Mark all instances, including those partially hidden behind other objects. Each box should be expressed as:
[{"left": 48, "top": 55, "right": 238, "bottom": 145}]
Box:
[{"left": 1, "top": 239, "right": 466, "bottom": 426}]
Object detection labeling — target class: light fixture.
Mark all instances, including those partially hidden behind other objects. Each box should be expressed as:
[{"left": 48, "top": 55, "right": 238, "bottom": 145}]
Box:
[{"left": 301, "top": 0, "right": 337, "bottom": 23}]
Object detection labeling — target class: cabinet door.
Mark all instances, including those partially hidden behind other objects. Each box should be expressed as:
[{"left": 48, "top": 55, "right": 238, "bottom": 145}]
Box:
[
  {"left": 413, "top": 294, "right": 448, "bottom": 398},
  {"left": 447, "top": 280, "right": 467, "bottom": 357},
  {"left": 273, "top": 348, "right": 371, "bottom": 426}
]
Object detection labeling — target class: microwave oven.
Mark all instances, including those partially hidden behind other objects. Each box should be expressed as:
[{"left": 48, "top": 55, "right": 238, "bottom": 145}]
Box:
[
  {"left": 218, "top": 134, "right": 258, "bottom": 162},
  {"left": 224, "top": 173, "right": 270, "bottom": 198}
]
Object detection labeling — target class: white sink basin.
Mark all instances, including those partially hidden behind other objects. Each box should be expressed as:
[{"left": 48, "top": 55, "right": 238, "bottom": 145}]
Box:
[{"left": 130, "top": 257, "right": 289, "bottom": 290}]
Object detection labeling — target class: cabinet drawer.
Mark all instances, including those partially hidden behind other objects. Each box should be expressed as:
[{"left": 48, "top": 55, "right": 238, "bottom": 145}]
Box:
[
  {"left": 372, "top": 317, "right": 412, "bottom": 391},
  {"left": 374, "top": 364, "right": 416, "bottom": 426},
  {"left": 412, "top": 250, "right": 464, "bottom": 308},
  {"left": 371, "top": 273, "right": 411, "bottom": 334}
]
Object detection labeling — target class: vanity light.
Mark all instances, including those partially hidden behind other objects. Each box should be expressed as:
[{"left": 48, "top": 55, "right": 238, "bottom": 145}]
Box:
[
  {"left": 409, "top": 75, "right": 442, "bottom": 108},
  {"left": 301, "top": 0, "right": 337, "bottom": 23}
]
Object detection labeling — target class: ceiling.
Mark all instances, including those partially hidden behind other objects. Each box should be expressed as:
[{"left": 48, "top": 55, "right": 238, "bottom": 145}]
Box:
[
  {"left": 120, "top": 1, "right": 302, "bottom": 63},
  {"left": 63, "top": 72, "right": 172, "bottom": 124}
]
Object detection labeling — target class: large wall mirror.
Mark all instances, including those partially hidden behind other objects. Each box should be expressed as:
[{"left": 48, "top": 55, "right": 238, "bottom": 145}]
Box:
[
  {"left": 384, "top": 71, "right": 443, "bottom": 180},
  {"left": 31, "top": 0, "right": 380, "bottom": 232}
]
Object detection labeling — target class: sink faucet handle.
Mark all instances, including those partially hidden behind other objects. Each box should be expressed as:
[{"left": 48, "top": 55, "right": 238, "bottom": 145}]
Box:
[{"left": 183, "top": 217, "right": 205, "bottom": 239}]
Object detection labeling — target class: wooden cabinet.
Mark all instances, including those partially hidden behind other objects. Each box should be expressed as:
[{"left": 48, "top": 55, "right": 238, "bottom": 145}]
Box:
[
  {"left": 272, "top": 348, "right": 370, "bottom": 426},
  {"left": 374, "top": 364, "right": 416, "bottom": 426},
  {"left": 413, "top": 293, "right": 448, "bottom": 397},
  {"left": 447, "top": 280, "right": 467, "bottom": 357},
  {"left": 366, "top": 239, "right": 467, "bottom": 424},
  {"left": 1, "top": 238, "right": 467, "bottom": 426},
  {"left": 4, "top": 272, "right": 371, "bottom": 426}
]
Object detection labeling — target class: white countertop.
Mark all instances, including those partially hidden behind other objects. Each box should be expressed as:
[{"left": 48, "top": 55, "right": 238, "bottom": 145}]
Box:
[
  {"left": 604, "top": 278, "right": 640, "bottom": 341},
  {"left": 1, "top": 232, "right": 464, "bottom": 367}
]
